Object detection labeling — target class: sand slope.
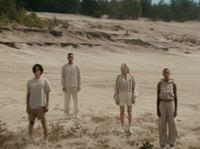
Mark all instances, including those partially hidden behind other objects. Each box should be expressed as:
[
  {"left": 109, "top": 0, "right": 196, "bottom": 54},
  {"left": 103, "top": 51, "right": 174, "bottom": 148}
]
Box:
[{"left": 0, "top": 13, "right": 200, "bottom": 149}]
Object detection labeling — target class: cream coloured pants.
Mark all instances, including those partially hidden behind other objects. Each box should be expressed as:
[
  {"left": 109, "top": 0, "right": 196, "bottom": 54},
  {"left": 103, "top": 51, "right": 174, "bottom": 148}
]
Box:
[
  {"left": 64, "top": 87, "right": 80, "bottom": 114},
  {"left": 159, "top": 101, "right": 177, "bottom": 146}
]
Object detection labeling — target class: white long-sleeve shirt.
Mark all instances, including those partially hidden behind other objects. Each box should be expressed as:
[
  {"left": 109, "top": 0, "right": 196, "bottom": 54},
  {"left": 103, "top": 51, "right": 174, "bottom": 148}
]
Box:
[{"left": 61, "top": 63, "right": 82, "bottom": 88}]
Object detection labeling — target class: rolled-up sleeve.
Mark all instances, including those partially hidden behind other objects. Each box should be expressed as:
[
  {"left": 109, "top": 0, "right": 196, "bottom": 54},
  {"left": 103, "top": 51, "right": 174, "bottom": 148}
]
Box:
[
  {"left": 113, "top": 76, "right": 119, "bottom": 101},
  {"left": 131, "top": 75, "right": 138, "bottom": 101},
  {"left": 61, "top": 65, "right": 65, "bottom": 88},
  {"left": 45, "top": 79, "right": 51, "bottom": 93}
]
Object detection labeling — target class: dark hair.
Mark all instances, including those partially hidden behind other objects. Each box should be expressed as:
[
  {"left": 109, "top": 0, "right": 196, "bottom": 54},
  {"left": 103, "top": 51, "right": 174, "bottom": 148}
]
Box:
[
  {"left": 32, "top": 64, "right": 43, "bottom": 75},
  {"left": 163, "top": 68, "right": 170, "bottom": 72},
  {"left": 68, "top": 53, "right": 73, "bottom": 56}
]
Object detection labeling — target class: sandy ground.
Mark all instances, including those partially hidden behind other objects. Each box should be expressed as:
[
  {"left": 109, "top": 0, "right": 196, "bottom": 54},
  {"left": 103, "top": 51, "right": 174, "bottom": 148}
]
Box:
[{"left": 0, "top": 13, "right": 200, "bottom": 149}]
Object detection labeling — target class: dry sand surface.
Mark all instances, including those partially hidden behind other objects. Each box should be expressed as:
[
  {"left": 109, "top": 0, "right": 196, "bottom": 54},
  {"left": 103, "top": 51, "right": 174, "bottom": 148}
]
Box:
[{"left": 0, "top": 13, "right": 200, "bottom": 149}]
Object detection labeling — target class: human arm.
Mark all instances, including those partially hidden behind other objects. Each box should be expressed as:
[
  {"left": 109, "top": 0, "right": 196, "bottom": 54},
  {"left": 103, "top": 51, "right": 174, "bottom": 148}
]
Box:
[
  {"left": 26, "top": 82, "right": 30, "bottom": 113},
  {"left": 61, "top": 66, "right": 66, "bottom": 92},
  {"left": 26, "top": 93, "right": 30, "bottom": 113},
  {"left": 131, "top": 75, "right": 138, "bottom": 104},
  {"left": 113, "top": 76, "right": 119, "bottom": 105},
  {"left": 173, "top": 83, "right": 178, "bottom": 117},
  {"left": 77, "top": 65, "right": 82, "bottom": 92},
  {"left": 44, "top": 80, "right": 51, "bottom": 112},
  {"left": 44, "top": 92, "right": 49, "bottom": 112},
  {"left": 157, "top": 82, "right": 161, "bottom": 117}
]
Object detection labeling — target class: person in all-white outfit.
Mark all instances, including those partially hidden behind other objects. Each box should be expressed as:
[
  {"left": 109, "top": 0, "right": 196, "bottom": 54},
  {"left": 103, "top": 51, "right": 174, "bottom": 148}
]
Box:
[
  {"left": 113, "top": 63, "right": 138, "bottom": 134},
  {"left": 157, "top": 68, "right": 178, "bottom": 149},
  {"left": 61, "top": 53, "right": 82, "bottom": 119}
]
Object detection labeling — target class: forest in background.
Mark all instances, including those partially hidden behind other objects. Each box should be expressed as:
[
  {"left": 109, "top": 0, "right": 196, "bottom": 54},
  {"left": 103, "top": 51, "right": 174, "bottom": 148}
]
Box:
[{"left": 0, "top": 0, "right": 200, "bottom": 30}]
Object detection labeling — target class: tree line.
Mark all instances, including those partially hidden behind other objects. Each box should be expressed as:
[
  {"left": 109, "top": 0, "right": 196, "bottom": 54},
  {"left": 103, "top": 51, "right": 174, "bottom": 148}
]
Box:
[{"left": 1, "top": 0, "right": 200, "bottom": 22}]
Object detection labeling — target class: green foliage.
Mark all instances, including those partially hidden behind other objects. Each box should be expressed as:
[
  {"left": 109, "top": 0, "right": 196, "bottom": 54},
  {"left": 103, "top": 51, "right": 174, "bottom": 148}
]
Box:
[
  {"left": 12, "top": 20, "right": 18, "bottom": 28},
  {"left": 108, "top": 0, "right": 141, "bottom": 20},
  {"left": 81, "top": 0, "right": 98, "bottom": 16},
  {"left": 141, "top": 0, "right": 152, "bottom": 18},
  {"left": 93, "top": 10, "right": 103, "bottom": 18},
  {"left": 123, "top": 0, "right": 141, "bottom": 19},
  {"left": 53, "top": 16, "right": 59, "bottom": 26},
  {"left": 96, "top": 1, "right": 109, "bottom": 15},
  {"left": 62, "top": 22, "right": 69, "bottom": 29},
  {"left": 15, "top": 8, "right": 26, "bottom": 23},
  {"left": 151, "top": 0, "right": 200, "bottom": 22},
  {"left": 0, "top": 13, "right": 10, "bottom": 25},
  {"left": 31, "top": 12, "right": 43, "bottom": 28},
  {"left": 23, "top": 15, "right": 34, "bottom": 27},
  {"left": 199, "top": 13, "right": 200, "bottom": 21},
  {"left": 1, "top": 0, "right": 200, "bottom": 25},
  {"left": 109, "top": 1, "right": 123, "bottom": 19},
  {"left": 46, "top": 19, "right": 56, "bottom": 29},
  {"left": 139, "top": 141, "right": 154, "bottom": 149}
]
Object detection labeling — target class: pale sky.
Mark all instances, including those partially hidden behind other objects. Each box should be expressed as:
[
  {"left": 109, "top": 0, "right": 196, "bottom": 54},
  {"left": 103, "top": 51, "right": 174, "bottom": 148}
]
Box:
[
  {"left": 152, "top": 0, "right": 199, "bottom": 4},
  {"left": 105, "top": 0, "right": 200, "bottom": 5}
]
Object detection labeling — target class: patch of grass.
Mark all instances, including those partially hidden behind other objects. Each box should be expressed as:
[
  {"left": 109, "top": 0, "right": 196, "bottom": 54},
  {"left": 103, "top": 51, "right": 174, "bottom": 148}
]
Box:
[
  {"left": 47, "top": 19, "right": 56, "bottom": 29},
  {"left": 53, "top": 15, "right": 59, "bottom": 26},
  {"left": 14, "top": 8, "right": 26, "bottom": 24},
  {"left": 23, "top": 15, "right": 34, "bottom": 28},
  {"left": 62, "top": 22, "right": 69, "bottom": 29},
  {"left": 139, "top": 141, "right": 154, "bottom": 149},
  {"left": 31, "top": 12, "right": 43, "bottom": 28},
  {"left": 12, "top": 20, "right": 18, "bottom": 28},
  {"left": 1, "top": 9, "right": 56, "bottom": 29},
  {"left": 0, "top": 26, "right": 2, "bottom": 33},
  {"left": 0, "top": 13, "right": 10, "bottom": 26}
]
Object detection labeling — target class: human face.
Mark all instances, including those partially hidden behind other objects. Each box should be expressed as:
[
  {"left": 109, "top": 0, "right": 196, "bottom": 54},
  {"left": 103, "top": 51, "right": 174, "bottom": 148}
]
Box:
[
  {"left": 122, "top": 67, "right": 128, "bottom": 75},
  {"left": 162, "top": 70, "right": 170, "bottom": 80},
  {"left": 68, "top": 54, "right": 74, "bottom": 63},
  {"left": 34, "top": 66, "right": 41, "bottom": 78}
]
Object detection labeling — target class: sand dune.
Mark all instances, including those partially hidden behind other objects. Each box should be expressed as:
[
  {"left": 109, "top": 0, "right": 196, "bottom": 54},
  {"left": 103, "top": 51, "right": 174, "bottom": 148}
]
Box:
[{"left": 0, "top": 13, "right": 200, "bottom": 149}]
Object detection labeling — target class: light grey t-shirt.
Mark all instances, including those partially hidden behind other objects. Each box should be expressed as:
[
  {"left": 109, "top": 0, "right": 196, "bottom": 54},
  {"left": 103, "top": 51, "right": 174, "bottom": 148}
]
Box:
[{"left": 27, "top": 77, "right": 51, "bottom": 109}]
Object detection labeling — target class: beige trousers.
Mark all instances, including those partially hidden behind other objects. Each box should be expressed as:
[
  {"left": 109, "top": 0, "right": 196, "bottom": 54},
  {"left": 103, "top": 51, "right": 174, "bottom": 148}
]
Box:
[
  {"left": 159, "top": 101, "right": 177, "bottom": 146},
  {"left": 64, "top": 87, "right": 80, "bottom": 114}
]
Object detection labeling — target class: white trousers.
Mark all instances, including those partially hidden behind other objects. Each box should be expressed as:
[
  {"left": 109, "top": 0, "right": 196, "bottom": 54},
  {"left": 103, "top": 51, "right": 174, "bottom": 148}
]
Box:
[
  {"left": 64, "top": 87, "right": 80, "bottom": 114},
  {"left": 159, "top": 101, "right": 177, "bottom": 146}
]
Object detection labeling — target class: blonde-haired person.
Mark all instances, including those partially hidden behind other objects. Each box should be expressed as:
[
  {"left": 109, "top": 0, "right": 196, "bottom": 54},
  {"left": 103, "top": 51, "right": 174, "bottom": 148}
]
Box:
[{"left": 113, "top": 63, "right": 138, "bottom": 133}]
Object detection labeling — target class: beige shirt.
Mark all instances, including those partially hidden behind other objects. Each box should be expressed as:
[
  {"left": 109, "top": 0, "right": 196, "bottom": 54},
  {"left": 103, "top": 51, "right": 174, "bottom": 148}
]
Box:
[
  {"left": 61, "top": 63, "right": 82, "bottom": 88},
  {"left": 27, "top": 77, "right": 51, "bottom": 109},
  {"left": 159, "top": 78, "right": 175, "bottom": 99}
]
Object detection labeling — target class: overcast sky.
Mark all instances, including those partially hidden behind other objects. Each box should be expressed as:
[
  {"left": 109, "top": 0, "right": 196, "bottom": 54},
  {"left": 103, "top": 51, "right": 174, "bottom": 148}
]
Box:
[
  {"left": 152, "top": 0, "right": 199, "bottom": 4},
  {"left": 104, "top": 0, "right": 200, "bottom": 5}
]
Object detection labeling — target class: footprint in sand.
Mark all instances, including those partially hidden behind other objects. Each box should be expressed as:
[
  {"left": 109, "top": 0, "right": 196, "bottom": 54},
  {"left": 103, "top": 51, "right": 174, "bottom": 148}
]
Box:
[{"left": 53, "top": 104, "right": 61, "bottom": 111}]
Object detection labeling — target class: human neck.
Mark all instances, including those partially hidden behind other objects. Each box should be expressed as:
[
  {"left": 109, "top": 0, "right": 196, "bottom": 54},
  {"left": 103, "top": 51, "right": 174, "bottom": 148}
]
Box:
[
  {"left": 123, "top": 73, "right": 127, "bottom": 79},
  {"left": 164, "top": 78, "right": 169, "bottom": 82},
  {"left": 68, "top": 61, "right": 73, "bottom": 65},
  {"left": 35, "top": 76, "right": 40, "bottom": 80}
]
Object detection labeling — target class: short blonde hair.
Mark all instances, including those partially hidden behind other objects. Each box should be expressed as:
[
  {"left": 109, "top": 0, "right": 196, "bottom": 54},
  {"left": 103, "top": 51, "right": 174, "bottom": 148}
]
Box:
[{"left": 121, "top": 63, "right": 130, "bottom": 73}]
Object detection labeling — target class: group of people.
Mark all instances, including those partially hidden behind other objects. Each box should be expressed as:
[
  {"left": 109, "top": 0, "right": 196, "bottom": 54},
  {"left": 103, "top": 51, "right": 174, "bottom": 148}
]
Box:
[{"left": 26, "top": 53, "right": 178, "bottom": 149}]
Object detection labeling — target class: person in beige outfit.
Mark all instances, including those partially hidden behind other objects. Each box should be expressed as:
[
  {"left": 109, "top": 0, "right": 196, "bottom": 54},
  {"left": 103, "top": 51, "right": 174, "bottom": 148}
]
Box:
[
  {"left": 26, "top": 64, "right": 51, "bottom": 147},
  {"left": 61, "top": 53, "right": 82, "bottom": 119},
  {"left": 157, "top": 68, "right": 178, "bottom": 149},
  {"left": 113, "top": 63, "right": 138, "bottom": 134}
]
